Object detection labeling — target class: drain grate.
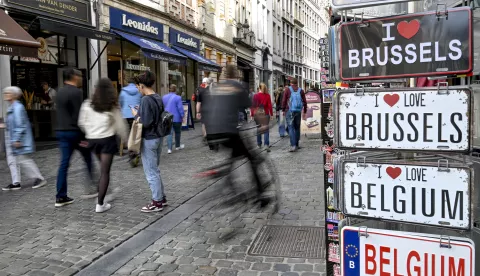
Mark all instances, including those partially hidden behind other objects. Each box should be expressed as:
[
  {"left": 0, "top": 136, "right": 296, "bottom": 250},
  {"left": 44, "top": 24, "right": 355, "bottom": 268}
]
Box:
[{"left": 248, "top": 225, "right": 325, "bottom": 258}]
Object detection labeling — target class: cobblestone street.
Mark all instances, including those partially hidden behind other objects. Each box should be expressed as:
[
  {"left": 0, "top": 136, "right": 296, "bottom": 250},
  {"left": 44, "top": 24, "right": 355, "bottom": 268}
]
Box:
[{"left": 0, "top": 125, "right": 325, "bottom": 276}]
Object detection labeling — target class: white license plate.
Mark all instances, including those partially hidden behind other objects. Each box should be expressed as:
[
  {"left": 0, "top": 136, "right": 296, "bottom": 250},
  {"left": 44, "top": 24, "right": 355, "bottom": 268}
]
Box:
[
  {"left": 342, "top": 227, "right": 475, "bottom": 276},
  {"left": 335, "top": 88, "right": 471, "bottom": 152},
  {"left": 342, "top": 161, "right": 471, "bottom": 229}
]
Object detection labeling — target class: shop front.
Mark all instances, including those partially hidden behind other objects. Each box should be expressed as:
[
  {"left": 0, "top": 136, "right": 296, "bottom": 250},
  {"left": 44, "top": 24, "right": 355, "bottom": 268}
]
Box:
[
  {"left": 1, "top": 0, "right": 113, "bottom": 141},
  {"left": 107, "top": 7, "right": 186, "bottom": 94},
  {"left": 169, "top": 28, "right": 221, "bottom": 101}
]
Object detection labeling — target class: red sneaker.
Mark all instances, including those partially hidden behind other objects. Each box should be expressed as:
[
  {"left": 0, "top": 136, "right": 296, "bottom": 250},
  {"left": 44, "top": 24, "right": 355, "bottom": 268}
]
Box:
[
  {"left": 141, "top": 201, "right": 163, "bottom": 213},
  {"left": 161, "top": 197, "right": 168, "bottom": 206}
]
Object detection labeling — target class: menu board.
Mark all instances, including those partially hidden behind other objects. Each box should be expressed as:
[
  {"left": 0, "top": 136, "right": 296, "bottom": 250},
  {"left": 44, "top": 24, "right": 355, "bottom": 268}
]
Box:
[{"left": 12, "top": 63, "right": 58, "bottom": 94}]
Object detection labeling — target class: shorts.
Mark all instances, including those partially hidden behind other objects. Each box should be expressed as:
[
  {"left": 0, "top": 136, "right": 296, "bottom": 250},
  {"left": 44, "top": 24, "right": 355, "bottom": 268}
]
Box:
[{"left": 88, "top": 135, "right": 118, "bottom": 155}]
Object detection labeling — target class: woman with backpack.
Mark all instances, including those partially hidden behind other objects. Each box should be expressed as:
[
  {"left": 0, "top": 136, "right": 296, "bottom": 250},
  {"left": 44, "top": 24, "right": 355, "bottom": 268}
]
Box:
[
  {"left": 251, "top": 83, "right": 273, "bottom": 152},
  {"left": 78, "top": 78, "right": 128, "bottom": 213},
  {"left": 130, "top": 71, "right": 169, "bottom": 212}
]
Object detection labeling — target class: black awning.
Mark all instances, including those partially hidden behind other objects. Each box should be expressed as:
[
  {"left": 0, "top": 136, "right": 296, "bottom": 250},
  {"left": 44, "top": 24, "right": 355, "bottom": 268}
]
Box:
[
  {"left": 0, "top": 9, "right": 40, "bottom": 57},
  {"left": 40, "top": 19, "right": 114, "bottom": 42}
]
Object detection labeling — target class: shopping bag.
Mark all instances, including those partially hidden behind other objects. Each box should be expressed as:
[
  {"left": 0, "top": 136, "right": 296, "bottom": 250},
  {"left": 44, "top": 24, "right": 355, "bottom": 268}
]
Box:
[{"left": 127, "top": 118, "right": 143, "bottom": 154}]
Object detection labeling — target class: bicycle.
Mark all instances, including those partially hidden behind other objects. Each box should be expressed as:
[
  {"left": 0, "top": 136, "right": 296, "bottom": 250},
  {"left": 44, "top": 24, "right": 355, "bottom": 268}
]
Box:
[{"left": 194, "top": 124, "right": 281, "bottom": 240}]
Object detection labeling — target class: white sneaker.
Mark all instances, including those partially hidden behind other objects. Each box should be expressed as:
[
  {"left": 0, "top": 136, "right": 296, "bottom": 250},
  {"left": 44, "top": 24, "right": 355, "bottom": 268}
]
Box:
[
  {"left": 168, "top": 149, "right": 172, "bottom": 154},
  {"left": 175, "top": 144, "right": 185, "bottom": 150},
  {"left": 96, "top": 203, "right": 112, "bottom": 213}
]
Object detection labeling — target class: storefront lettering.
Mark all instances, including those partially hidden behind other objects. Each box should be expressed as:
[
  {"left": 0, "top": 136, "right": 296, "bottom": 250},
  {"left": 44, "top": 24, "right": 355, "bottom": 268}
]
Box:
[
  {"left": 348, "top": 23, "right": 463, "bottom": 69},
  {"left": 125, "top": 62, "right": 151, "bottom": 71},
  {"left": 36, "top": 0, "right": 78, "bottom": 12},
  {"left": 177, "top": 34, "right": 198, "bottom": 48},
  {"left": 140, "top": 39, "right": 167, "bottom": 52},
  {"left": 122, "top": 14, "right": 159, "bottom": 35},
  {"left": 7, "top": 0, "right": 89, "bottom": 23},
  {"left": 0, "top": 45, "right": 13, "bottom": 53}
]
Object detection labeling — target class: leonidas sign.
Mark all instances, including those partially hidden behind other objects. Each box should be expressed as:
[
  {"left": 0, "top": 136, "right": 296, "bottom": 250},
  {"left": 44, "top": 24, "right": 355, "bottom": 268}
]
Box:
[
  {"left": 340, "top": 7, "right": 473, "bottom": 81},
  {"left": 334, "top": 87, "right": 472, "bottom": 152}
]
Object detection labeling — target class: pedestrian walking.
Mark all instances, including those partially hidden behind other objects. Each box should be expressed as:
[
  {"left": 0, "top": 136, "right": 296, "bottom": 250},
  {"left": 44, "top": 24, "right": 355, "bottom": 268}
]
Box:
[
  {"left": 78, "top": 78, "right": 127, "bottom": 213},
  {"left": 252, "top": 83, "right": 273, "bottom": 152},
  {"left": 196, "top": 78, "right": 215, "bottom": 149},
  {"left": 55, "top": 68, "right": 96, "bottom": 207},
  {"left": 2, "top": 86, "right": 47, "bottom": 191},
  {"left": 163, "top": 84, "right": 185, "bottom": 154},
  {"left": 281, "top": 78, "right": 307, "bottom": 152},
  {"left": 275, "top": 85, "right": 288, "bottom": 137},
  {"left": 130, "top": 71, "right": 168, "bottom": 212}
]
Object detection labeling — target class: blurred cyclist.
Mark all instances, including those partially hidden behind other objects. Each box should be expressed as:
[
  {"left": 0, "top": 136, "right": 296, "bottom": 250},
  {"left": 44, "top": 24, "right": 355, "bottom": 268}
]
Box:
[{"left": 202, "top": 64, "right": 266, "bottom": 197}]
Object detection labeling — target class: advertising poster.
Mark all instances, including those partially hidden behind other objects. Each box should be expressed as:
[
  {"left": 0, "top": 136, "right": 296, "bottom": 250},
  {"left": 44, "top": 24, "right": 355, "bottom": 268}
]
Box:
[
  {"left": 322, "top": 89, "right": 335, "bottom": 103},
  {"left": 181, "top": 100, "right": 195, "bottom": 130},
  {"left": 182, "top": 103, "right": 189, "bottom": 128},
  {"left": 301, "top": 92, "right": 322, "bottom": 135}
]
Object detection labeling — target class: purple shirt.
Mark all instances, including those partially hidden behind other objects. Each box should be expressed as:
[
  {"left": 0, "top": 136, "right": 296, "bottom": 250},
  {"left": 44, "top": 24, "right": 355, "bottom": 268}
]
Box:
[{"left": 162, "top": 92, "right": 184, "bottom": 123}]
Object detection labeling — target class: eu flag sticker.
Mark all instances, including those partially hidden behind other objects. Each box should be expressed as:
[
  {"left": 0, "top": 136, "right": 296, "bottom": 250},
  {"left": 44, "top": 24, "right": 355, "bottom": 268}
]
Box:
[{"left": 341, "top": 227, "right": 360, "bottom": 276}]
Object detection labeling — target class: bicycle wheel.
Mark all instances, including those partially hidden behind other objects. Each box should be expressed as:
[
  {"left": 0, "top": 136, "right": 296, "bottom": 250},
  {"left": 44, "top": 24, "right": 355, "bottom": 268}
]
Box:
[{"left": 256, "top": 153, "right": 281, "bottom": 213}]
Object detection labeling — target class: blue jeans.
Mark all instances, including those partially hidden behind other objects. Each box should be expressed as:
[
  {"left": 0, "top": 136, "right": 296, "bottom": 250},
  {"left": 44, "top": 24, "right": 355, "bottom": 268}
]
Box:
[
  {"left": 141, "top": 138, "right": 164, "bottom": 202},
  {"left": 167, "top": 122, "right": 182, "bottom": 150},
  {"left": 287, "top": 111, "right": 301, "bottom": 147},
  {"left": 278, "top": 112, "right": 286, "bottom": 137},
  {"left": 56, "top": 130, "right": 93, "bottom": 198}
]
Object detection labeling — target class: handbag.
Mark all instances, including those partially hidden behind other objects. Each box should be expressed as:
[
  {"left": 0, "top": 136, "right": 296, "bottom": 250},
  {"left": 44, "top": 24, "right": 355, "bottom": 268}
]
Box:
[{"left": 127, "top": 118, "right": 143, "bottom": 154}]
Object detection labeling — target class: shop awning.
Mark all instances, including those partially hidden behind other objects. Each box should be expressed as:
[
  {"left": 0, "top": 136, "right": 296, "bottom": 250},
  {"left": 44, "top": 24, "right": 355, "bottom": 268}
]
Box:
[
  {"left": 173, "top": 47, "right": 222, "bottom": 72},
  {"left": 0, "top": 10, "right": 40, "bottom": 57},
  {"left": 112, "top": 30, "right": 186, "bottom": 65},
  {"left": 40, "top": 19, "right": 115, "bottom": 42}
]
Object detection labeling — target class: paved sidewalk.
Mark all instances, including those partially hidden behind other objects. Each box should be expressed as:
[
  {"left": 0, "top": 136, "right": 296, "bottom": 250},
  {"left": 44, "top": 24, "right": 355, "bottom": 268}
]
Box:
[
  {"left": 0, "top": 127, "right": 230, "bottom": 276},
  {"left": 109, "top": 131, "right": 326, "bottom": 276}
]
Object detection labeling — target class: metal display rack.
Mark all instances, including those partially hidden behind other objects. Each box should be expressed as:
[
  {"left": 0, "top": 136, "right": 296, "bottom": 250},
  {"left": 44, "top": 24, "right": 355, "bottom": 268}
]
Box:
[{"left": 325, "top": 1, "right": 478, "bottom": 275}]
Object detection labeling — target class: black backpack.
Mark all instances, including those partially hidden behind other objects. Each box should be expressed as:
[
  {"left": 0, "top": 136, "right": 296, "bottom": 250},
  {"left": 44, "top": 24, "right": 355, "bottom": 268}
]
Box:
[{"left": 147, "top": 95, "right": 173, "bottom": 137}]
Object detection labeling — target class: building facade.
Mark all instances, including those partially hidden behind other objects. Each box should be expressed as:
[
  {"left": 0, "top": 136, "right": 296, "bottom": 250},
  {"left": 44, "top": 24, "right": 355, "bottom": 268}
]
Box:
[{"left": 0, "top": 0, "right": 112, "bottom": 140}]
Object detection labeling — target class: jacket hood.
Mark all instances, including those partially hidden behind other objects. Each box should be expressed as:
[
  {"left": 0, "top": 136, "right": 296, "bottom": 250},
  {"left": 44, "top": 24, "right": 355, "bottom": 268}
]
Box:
[{"left": 123, "top": 83, "right": 140, "bottom": 96}]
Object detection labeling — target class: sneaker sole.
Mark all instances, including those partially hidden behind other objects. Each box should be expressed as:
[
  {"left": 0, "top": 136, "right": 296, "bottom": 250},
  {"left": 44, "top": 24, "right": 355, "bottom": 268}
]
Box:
[
  {"left": 2, "top": 187, "right": 21, "bottom": 191},
  {"left": 141, "top": 208, "right": 163, "bottom": 213},
  {"left": 32, "top": 181, "right": 47, "bottom": 189},
  {"left": 55, "top": 200, "right": 75, "bottom": 207}
]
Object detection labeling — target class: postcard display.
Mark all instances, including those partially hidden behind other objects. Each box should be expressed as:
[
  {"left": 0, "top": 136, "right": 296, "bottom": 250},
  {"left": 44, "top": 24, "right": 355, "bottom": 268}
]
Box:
[
  {"left": 328, "top": 3, "right": 476, "bottom": 276},
  {"left": 320, "top": 35, "right": 343, "bottom": 276}
]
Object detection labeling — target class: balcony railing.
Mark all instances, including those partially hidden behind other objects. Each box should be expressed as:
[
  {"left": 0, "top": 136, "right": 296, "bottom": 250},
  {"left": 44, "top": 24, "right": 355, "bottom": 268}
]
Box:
[{"left": 294, "top": 13, "right": 304, "bottom": 26}]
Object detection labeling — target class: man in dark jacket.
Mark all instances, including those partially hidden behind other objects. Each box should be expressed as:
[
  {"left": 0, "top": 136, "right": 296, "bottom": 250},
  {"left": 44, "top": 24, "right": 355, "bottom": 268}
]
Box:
[
  {"left": 281, "top": 78, "right": 307, "bottom": 152},
  {"left": 203, "top": 64, "right": 265, "bottom": 196},
  {"left": 275, "top": 85, "right": 288, "bottom": 137},
  {"left": 55, "top": 68, "right": 95, "bottom": 207}
]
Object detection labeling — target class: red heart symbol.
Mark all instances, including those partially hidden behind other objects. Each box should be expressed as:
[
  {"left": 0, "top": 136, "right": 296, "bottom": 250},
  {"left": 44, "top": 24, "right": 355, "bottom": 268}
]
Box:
[
  {"left": 383, "top": 94, "right": 400, "bottom": 107},
  {"left": 397, "top": 20, "right": 420, "bottom": 40},
  {"left": 386, "top": 167, "right": 402, "bottom": 179}
]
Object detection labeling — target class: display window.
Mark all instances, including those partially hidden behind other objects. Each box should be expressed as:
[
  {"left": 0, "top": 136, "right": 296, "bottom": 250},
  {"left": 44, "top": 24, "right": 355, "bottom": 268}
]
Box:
[{"left": 107, "top": 39, "right": 158, "bottom": 93}]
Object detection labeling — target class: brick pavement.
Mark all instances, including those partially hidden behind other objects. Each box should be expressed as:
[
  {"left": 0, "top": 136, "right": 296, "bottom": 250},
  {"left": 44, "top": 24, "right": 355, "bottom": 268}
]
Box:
[
  {"left": 0, "top": 127, "right": 236, "bottom": 276},
  {"left": 110, "top": 129, "right": 326, "bottom": 276}
]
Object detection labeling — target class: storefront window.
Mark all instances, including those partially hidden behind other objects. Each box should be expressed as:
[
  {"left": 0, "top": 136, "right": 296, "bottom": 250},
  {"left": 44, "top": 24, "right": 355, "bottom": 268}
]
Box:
[
  {"left": 205, "top": 48, "right": 212, "bottom": 60},
  {"left": 107, "top": 39, "right": 157, "bottom": 93},
  {"left": 168, "top": 63, "right": 186, "bottom": 98}
]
